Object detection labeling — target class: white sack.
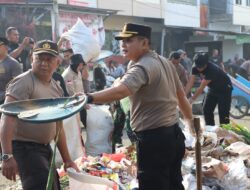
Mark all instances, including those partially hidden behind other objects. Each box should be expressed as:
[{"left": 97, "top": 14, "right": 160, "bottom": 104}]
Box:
[
  {"left": 225, "top": 141, "right": 250, "bottom": 155},
  {"left": 220, "top": 159, "right": 249, "bottom": 190},
  {"left": 52, "top": 114, "right": 84, "bottom": 165},
  {"left": 67, "top": 168, "right": 116, "bottom": 190},
  {"left": 85, "top": 105, "right": 114, "bottom": 156},
  {"left": 61, "top": 18, "right": 101, "bottom": 63}
]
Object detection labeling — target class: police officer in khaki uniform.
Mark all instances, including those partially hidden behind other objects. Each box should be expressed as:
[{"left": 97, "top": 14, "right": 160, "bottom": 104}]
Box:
[{"left": 84, "top": 23, "right": 194, "bottom": 190}]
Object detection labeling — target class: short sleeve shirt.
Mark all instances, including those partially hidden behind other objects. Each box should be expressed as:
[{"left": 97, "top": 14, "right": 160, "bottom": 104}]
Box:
[
  {"left": 0, "top": 55, "right": 21, "bottom": 101},
  {"left": 120, "top": 51, "right": 182, "bottom": 132},
  {"left": 192, "top": 62, "right": 232, "bottom": 93},
  {"left": 6, "top": 70, "right": 64, "bottom": 144}
]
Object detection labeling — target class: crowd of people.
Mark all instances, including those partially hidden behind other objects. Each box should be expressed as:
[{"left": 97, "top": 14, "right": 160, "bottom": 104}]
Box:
[
  {"left": 0, "top": 23, "right": 247, "bottom": 190},
  {"left": 0, "top": 25, "right": 129, "bottom": 190}
]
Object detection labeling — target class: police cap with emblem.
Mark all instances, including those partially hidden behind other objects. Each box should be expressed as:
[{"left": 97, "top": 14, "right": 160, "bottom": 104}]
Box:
[
  {"left": 115, "top": 23, "right": 151, "bottom": 40},
  {"left": 33, "top": 40, "right": 59, "bottom": 57}
]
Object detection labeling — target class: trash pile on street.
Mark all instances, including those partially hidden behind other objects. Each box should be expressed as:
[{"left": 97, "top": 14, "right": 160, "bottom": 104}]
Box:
[
  {"left": 58, "top": 145, "right": 138, "bottom": 190},
  {"left": 182, "top": 120, "right": 250, "bottom": 190},
  {"left": 58, "top": 120, "right": 250, "bottom": 190}
]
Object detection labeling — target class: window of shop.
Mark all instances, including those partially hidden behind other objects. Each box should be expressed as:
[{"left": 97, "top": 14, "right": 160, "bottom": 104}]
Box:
[
  {"left": 235, "top": 0, "right": 242, "bottom": 5},
  {"left": 246, "top": 0, "right": 250, "bottom": 6}
]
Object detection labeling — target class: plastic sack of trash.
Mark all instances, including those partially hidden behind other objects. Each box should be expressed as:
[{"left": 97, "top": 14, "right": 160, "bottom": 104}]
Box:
[
  {"left": 219, "top": 159, "right": 249, "bottom": 190},
  {"left": 61, "top": 18, "right": 101, "bottom": 63},
  {"left": 52, "top": 114, "right": 84, "bottom": 165},
  {"left": 86, "top": 105, "right": 114, "bottom": 156},
  {"left": 67, "top": 168, "right": 118, "bottom": 190},
  {"left": 182, "top": 174, "right": 212, "bottom": 190}
]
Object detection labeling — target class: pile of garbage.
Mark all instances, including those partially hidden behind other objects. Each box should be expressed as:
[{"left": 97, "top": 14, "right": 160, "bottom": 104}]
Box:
[
  {"left": 183, "top": 120, "right": 250, "bottom": 190},
  {"left": 58, "top": 145, "right": 138, "bottom": 190},
  {"left": 58, "top": 120, "right": 250, "bottom": 190}
]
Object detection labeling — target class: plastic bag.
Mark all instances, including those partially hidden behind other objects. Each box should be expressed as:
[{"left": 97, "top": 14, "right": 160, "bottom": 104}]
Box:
[
  {"left": 86, "top": 105, "right": 114, "bottom": 156},
  {"left": 61, "top": 18, "right": 101, "bottom": 63},
  {"left": 67, "top": 168, "right": 118, "bottom": 190},
  {"left": 52, "top": 114, "right": 84, "bottom": 165},
  {"left": 182, "top": 174, "right": 212, "bottom": 190},
  {"left": 225, "top": 141, "right": 250, "bottom": 155},
  {"left": 219, "top": 159, "right": 249, "bottom": 190}
]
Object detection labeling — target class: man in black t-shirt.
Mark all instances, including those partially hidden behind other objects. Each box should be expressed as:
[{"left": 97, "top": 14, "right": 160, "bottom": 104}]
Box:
[
  {"left": 185, "top": 52, "right": 232, "bottom": 125},
  {"left": 5, "top": 27, "right": 32, "bottom": 72}
]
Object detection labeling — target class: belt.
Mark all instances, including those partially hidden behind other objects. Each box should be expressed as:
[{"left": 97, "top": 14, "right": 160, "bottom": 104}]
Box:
[
  {"left": 12, "top": 140, "right": 49, "bottom": 147},
  {"left": 134, "top": 123, "right": 178, "bottom": 139}
]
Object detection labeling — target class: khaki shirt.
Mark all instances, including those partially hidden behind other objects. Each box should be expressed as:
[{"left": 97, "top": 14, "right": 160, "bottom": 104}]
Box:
[
  {"left": 120, "top": 51, "right": 182, "bottom": 132},
  {"left": 6, "top": 70, "right": 64, "bottom": 144}
]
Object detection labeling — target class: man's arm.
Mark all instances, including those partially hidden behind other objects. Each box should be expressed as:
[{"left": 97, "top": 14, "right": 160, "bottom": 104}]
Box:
[
  {"left": 9, "top": 37, "right": 30, "bottom": 59},
  {"left": 56, "top": 121, "right": 79, "bottom": 171},
  {"left": 176, "top": 87, "right": 193, "bottom": 120},
  {"left": 0, "top": 95, "right": 19, "bottom": 181},
  {"left": 176, "top": 87, "right": 201, "bottom": 136},
  {"left": 89, "top": 83, "right": 132, "bottom": 104},
  {"left": 190, "top": 79, "right": 211, "bottom": 103},
  {"left": 185, "top": 75, "right": 196, "bottom": 95}
]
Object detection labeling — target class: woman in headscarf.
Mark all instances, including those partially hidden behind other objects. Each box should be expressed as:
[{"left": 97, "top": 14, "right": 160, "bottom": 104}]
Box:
[
  {"left": 62, "top": 54, "right": 85, "bottom": 95},
  {"left": 62, "top": 54, "right": 87, "bottom": 127}
]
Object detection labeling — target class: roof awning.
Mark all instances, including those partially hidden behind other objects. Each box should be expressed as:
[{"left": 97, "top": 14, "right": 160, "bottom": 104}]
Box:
[
  {"left": 0, "top": 3, "right": 118, "bottom": 18},
  {"left": 58, "top": 4, "right": 118, "bottom": 18}
]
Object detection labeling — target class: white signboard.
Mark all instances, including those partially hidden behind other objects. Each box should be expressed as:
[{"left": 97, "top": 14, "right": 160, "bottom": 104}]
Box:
[{"left": 164, "top": 0, "right": 200, "bottom": 27}]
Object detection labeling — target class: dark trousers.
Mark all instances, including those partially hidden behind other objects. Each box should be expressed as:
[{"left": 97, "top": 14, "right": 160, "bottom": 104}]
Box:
[
  {"left": 112, "top": 103, "right": 126, "bottom": 152},
  {"left": 12, "top": 141, "right": 61, "bottom": 190},
  {"left": 203, "top": 90, "right": 232, "bottom": 126},
  {"left": 80, "top": 108, "right": 87, "bottom": 128},
  {"left": 135, "top": 124, "right": 185, "bottom": 190}
]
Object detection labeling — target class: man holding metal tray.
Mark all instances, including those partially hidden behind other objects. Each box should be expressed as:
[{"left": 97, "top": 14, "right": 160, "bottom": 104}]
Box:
[{"left": 0, "top": 40, "right": 79, "bottom": 190}]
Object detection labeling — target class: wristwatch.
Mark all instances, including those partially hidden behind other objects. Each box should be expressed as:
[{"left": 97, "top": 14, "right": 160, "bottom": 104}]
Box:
[
  {"left": 1, "top": 154, "right": 13, "bottom": 161},
  {"left": 87, "top": 94, "right": 94, "bottom": 104}
]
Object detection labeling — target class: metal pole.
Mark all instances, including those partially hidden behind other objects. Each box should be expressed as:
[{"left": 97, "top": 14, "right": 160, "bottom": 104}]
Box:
[
  {"left": 25, "top": 0, "right": 29, "bottom": 24},
  {"left": 194, "top": 117, "right": 202, "bottom": 190},
  {"left": 51, "top": 0, "right": 59, "bottom": 42},
  {"left": 160, "top": 28, "right": 166, "bottom": 56}
]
